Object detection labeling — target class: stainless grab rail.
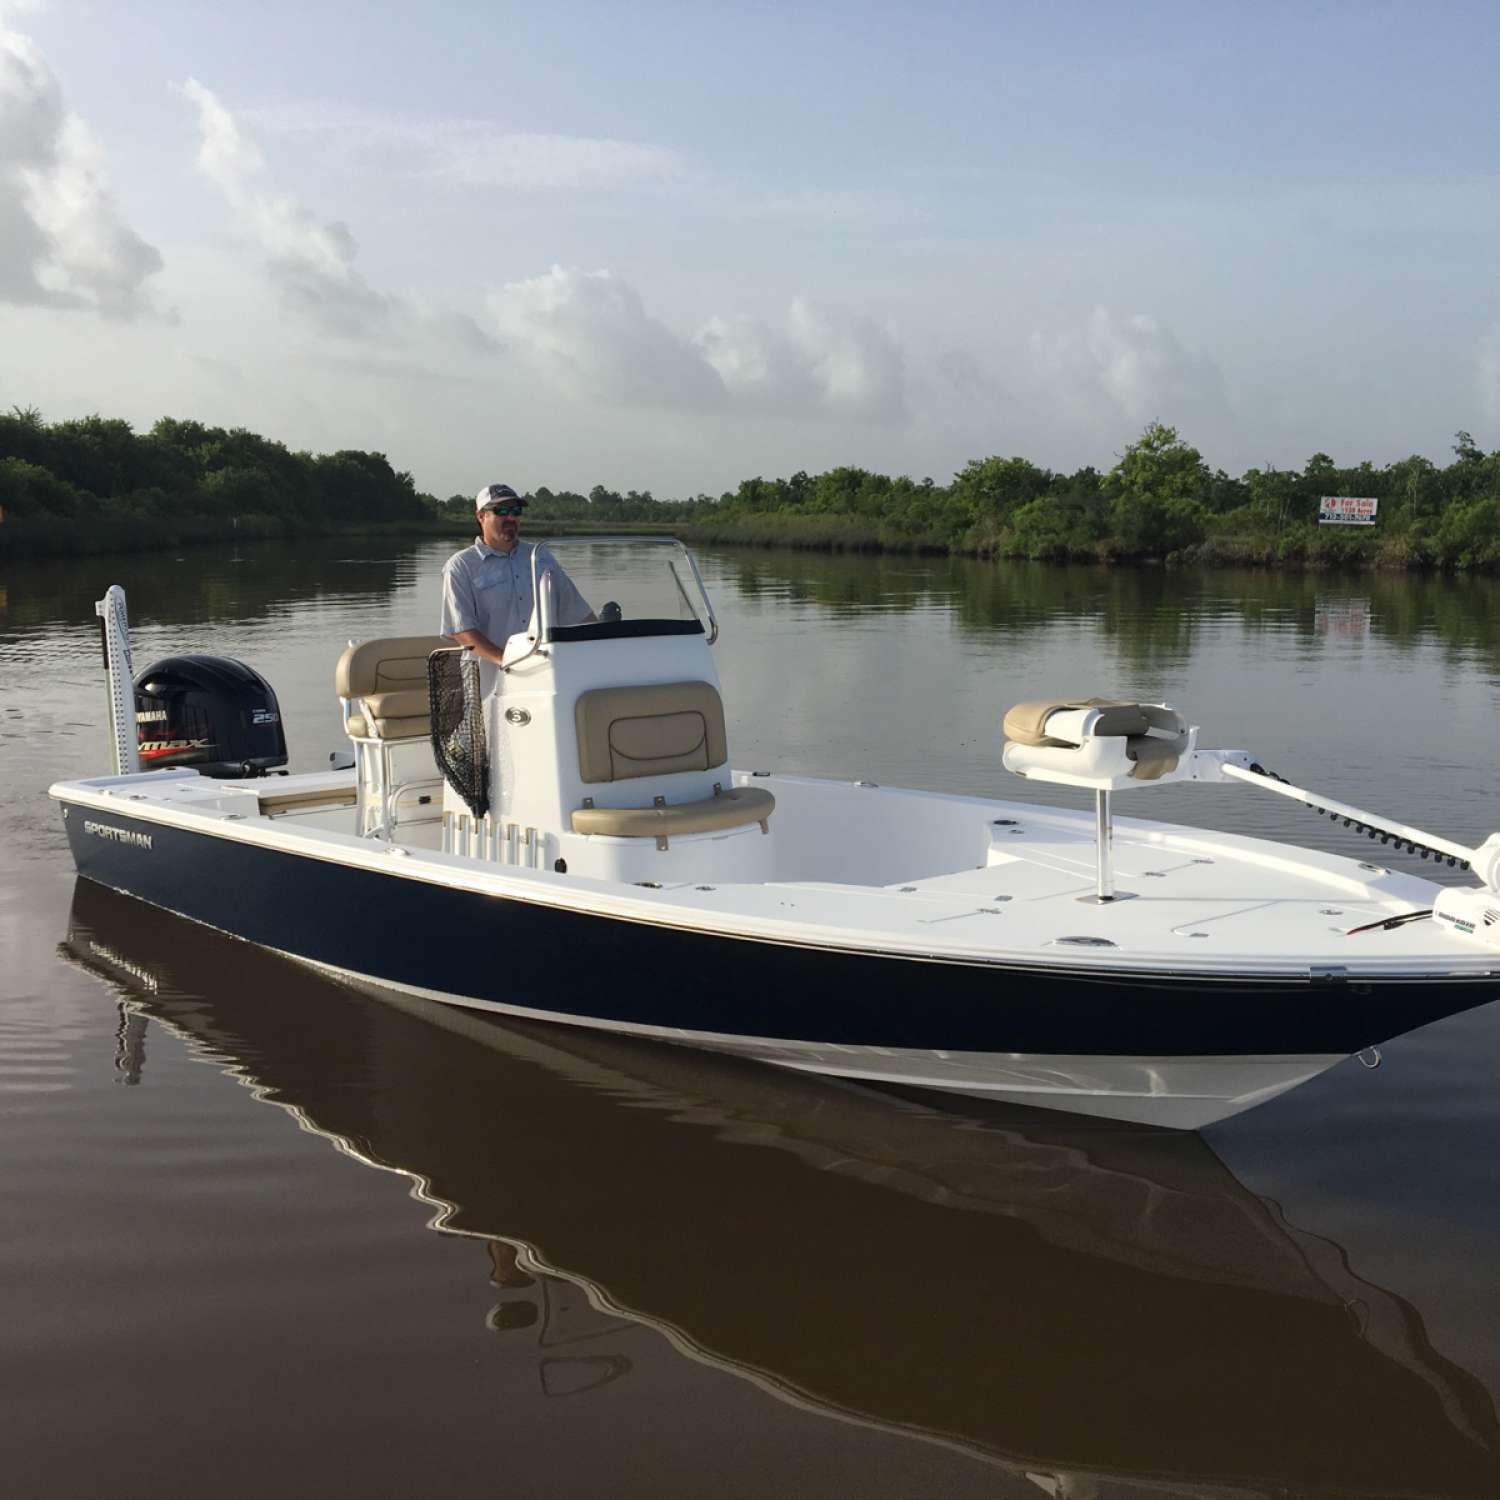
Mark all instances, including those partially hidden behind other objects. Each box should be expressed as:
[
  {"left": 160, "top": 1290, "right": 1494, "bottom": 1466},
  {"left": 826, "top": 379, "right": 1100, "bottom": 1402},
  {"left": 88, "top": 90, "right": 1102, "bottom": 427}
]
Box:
[{"left": 505, "top": 536, "right": 718, "bottom": 672}]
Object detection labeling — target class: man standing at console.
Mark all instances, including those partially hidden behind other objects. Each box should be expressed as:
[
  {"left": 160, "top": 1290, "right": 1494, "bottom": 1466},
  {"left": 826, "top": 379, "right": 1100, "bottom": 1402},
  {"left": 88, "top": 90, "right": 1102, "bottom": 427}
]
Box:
[{"left": 440, "top": 483, "right": 595, "bottom": 691}]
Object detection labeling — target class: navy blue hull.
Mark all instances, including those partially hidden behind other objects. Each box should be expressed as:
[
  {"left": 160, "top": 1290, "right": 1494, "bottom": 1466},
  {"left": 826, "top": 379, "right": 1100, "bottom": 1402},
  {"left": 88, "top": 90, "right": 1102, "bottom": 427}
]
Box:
[{"left": 60, "top": 803, "right": 1500, "bottom": 1058}]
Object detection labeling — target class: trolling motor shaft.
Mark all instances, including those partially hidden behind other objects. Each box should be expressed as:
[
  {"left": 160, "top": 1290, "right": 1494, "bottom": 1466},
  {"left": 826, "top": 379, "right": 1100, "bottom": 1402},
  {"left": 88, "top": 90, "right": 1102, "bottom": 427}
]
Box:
[
  {"left": 1223, "top": 762, "right": 1500, "bottom": 952},
  {"left": 1221, "top": 763, "right": 1500, "bottom": 889}
]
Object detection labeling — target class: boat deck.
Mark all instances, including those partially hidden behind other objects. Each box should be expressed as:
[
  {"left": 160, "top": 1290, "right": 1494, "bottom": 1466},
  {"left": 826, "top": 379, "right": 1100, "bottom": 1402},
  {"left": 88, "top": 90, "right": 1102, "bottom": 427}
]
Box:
[{"left": 53, "top": 767, "right": 1497, "bottom": 982}]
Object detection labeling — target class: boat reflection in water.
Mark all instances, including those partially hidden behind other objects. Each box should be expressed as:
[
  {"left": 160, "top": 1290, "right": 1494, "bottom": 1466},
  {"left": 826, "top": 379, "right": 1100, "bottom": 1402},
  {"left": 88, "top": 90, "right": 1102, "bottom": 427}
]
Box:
[{"left": 63, "top": 880, "right": 1500, "bottom": 1499}]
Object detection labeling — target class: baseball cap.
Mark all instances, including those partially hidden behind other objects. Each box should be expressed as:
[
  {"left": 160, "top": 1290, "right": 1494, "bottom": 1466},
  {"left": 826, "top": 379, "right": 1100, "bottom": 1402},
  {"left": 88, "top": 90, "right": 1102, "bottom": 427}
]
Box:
[{"left": 475, "top": 482, "right": 526, "bottom": 514}]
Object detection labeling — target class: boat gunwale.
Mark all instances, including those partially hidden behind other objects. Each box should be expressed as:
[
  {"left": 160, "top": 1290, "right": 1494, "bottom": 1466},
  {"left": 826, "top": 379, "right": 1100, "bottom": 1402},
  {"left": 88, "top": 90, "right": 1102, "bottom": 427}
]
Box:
[{"left": 49, "top": 776, "right": 1500, "bottom": 988}]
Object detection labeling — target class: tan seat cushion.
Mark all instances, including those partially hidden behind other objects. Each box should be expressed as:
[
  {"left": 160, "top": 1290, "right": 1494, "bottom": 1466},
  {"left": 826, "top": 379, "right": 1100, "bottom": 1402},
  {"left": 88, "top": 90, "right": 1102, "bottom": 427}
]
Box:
[
  {"left": 1003, "top": 698, "right": 1149, "bottom": 747},
  {"left": 571, "top": 785, "right": 775, "bottom": 839},
  {"left": 336, "top": 636, "right": 453, "bottom": 698},
  {"left": 1005, "top": 698, "right": 1188, "bottom": 783},
  {"left": 346, "top": 712, "right": 432, "bottom": 741},
  {"left": 1125, "top": 735, "right": 1180, "bottom": 780},
  {"left": 575, "top": 681, "right": 728, "bottom": 784},
  {"left": 347, "top": 689, "right": 431, "bottom": 740},
  {"left": 347, "top": 686, "right": 434, "bottom": 740},
  {"left": 361, "top": 688, "right": 429, "bottom": 721},
  {"left": 337, "top": 638, "right": 452, "bottom": 742},
  {"left": 259, "top": 786, "right": 359, "bottom": 815}
]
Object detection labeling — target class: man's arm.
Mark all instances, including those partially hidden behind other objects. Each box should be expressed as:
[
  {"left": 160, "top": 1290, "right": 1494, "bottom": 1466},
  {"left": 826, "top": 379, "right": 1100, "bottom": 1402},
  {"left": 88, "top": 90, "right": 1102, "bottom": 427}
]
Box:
[
  {"left": 448, "top": 628, "right": 507, "bottom": 667},
  {"left": 439, "top": 558, "right": 511, "bottom": 662}
]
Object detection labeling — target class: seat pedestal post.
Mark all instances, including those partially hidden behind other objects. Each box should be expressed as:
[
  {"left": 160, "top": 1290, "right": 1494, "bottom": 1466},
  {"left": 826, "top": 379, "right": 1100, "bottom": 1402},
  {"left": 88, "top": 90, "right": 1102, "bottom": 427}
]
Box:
[
  {"left": 1079, "top": 787, "right": 1135, "bottom": 905},
  {"left": 1097, "top": 788, "right": 1113, "bottom": 899}
]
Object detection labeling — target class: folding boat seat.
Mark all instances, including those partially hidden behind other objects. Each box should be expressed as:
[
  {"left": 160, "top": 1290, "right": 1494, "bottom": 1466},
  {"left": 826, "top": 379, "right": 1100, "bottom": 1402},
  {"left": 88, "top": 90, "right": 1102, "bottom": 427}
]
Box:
[
  {"left": 1003, "top": 698, "right": 1191, "bottom": 786},
  {"left": 1001, "top": 696, "right": 1199, "bottom": 902},
  {"left": 568, "top": 679, "right": 774, "bottom": 850},
  {"left": 335, "top": 635, "right": 451, "bottom": 836}
]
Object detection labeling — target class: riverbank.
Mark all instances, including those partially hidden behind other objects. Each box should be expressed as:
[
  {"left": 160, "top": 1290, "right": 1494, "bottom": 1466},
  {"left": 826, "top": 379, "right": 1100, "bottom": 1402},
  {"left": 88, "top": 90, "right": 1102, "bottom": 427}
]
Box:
[
  {"left": 4, "top": 509, "right": 1495, "bottom": 571},
  {"left": 0, "top": 514, "right": 691, "bottom": 560},
  {"left": 667, "top": 515, "right": 1458, "bottom": 569},
  {"left": 0, "top": 513, "right": 443, "bottom": 559}
]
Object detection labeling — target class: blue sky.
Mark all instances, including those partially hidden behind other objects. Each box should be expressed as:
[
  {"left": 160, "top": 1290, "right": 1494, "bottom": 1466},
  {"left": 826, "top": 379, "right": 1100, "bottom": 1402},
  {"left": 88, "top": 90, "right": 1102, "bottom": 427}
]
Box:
[{"left": 3, "top": 0, "right": 1499, "bottom": 497}]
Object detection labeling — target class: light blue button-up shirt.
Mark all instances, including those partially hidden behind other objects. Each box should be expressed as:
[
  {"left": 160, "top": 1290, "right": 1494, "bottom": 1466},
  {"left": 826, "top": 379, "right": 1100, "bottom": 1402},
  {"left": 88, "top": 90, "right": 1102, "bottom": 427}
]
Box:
[{"left": 440, "top": 539, "right": 592, "bottom": 673}]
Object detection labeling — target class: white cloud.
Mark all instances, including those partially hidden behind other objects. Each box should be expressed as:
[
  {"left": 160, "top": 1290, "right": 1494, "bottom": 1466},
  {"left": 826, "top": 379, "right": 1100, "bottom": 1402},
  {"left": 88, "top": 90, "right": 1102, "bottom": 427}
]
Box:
[
  {"left": 488, "top": 265, "right": 725, "bottom": 409},
  {"left": 695, "top": 298, "right": 907, "bottom": 421},
  {"left": 244, "top": 103, "right": 682, "bottom": 192},
  {"left": 1479, "top": 323, "right": 1500, "bottom": 435},
  {"left": 790, "top": 300, "right": 906, "bottom": 419},
  {"left": 485, "top": 268, "right": 910, "bottom": 423},
  {"left": 1030, "top": 306, "right": 1228, "bottom": 428},
  {"left": 181, "top": 80, "right": 496, "bottom": 357},
  {"left": 694, "top": 313, "right": 820, "bottom": 409},
  {"left": 182, "top": 78, "right": 394, "bottom": 338},
  {"left": 485, "top": 272, "right": 910, "bottom": 422},
  {"left": 0, "top": 27, "right": 162, "bottom": 315}
]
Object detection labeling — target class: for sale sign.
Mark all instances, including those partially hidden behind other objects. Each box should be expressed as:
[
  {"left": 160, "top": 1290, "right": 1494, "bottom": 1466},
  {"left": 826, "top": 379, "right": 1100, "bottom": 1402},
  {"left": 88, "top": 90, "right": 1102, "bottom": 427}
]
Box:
[{"left": 1318, "top": 496, "right": 1379, "bottom": 526}]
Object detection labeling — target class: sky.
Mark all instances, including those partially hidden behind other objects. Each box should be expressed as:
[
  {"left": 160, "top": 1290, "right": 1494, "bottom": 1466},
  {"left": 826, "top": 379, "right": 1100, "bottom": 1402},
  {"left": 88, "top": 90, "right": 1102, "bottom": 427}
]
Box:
[{"left": 2, "top": 0, "right": 1499, "bottom": 498}]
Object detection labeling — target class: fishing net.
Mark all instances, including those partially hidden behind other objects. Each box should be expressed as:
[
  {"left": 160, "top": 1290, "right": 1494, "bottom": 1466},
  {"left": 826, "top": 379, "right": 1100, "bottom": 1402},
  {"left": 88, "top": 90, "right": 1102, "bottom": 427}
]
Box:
[{"left": 428, "top": 648, "right": 489, "bottom": 819}]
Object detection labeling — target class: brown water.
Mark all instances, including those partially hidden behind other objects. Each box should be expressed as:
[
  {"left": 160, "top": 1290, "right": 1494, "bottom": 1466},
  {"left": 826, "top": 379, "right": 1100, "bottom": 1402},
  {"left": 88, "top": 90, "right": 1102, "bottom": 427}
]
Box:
[{"left": 3, "top": 540, "right": 1499, "bottom": 1498}]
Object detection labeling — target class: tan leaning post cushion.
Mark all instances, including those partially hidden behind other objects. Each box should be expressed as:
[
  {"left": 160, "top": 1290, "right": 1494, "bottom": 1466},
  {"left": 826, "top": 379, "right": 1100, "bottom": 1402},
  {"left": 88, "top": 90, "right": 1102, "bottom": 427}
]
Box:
[
  {"left": 1003, "top": 697, "right": 1146, "bottom": 747},
  {"left": 346, "top": 712, "right": 432, "bottom": 740},
  {"left": 345, "top": 688, "right": 432, "bottom": 740},
  {"left": 338, "top": 636, "right": 452, "bottom": 740},
  {"left": 607, "top": 710, "right": 710, "bottom": 778},
  {"left": 571, "top": 785, "right": 775, "bottom": 839},
  {"left": 575, "top": 681, "right": 728, "bottom": 784},
  {"left": 336, "top": 635, "right": 452, "bottom": 698}
]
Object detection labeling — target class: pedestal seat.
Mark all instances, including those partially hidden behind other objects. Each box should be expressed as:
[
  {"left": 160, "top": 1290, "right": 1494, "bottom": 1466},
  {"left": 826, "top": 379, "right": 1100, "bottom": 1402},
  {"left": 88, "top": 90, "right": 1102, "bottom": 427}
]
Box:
[
  {"left": 1003, "top": 698, "right": 1193, "bottom": 789},
  {"left": 1002, "top": 697, "right": 1197, "bottom": 902}
]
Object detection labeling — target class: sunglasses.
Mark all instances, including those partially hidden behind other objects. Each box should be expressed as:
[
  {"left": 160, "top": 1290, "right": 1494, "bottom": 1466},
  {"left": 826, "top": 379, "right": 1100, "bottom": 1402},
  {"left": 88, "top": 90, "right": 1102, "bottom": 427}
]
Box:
[{"left": 483, "top": 504, "right": 525, "bottom": 518}]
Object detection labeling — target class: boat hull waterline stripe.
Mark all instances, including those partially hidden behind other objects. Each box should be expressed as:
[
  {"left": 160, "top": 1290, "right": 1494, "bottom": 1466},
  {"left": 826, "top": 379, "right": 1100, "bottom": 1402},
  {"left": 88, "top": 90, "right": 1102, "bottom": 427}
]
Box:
[{"left": 304, "top": 953, "right": 1344, "bottom": 1131}]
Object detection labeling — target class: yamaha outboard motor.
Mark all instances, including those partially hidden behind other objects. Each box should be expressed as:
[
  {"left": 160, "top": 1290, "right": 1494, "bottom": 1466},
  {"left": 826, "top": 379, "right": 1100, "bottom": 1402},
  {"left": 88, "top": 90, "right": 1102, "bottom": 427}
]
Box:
[{"left": 133, "top": 655, "right": 287, "bottom": 778}]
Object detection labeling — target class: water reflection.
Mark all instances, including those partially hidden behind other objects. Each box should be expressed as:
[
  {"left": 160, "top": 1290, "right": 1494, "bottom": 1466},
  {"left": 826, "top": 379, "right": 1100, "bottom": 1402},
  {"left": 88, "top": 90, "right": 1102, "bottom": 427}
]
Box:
[
  {"left": 0, "top": 536, "right": 425, "bottom": 637},
  {"left": 483, "top": 1239, "right": 637, "bottom": 1396},
  {"left": 61, "top": 880, "right": 1500, "bottom": 1499},
  {"left": 113, "top": 1002, "right": 147, "bottom": 1085},
  {"left": 715, "top": 551, "right": 1500, "bottom": 676},
  {"left": 6, "top": 538, "right": 1497, "bottom": 677}
]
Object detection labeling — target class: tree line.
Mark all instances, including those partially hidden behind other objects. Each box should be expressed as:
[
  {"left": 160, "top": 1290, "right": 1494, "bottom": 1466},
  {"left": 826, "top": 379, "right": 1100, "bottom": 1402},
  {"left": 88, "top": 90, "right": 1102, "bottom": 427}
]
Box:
[
  {"left": 6, "top": 406, "right": 1499, "bottom": 567},
  {"left": 440, "top": 422, "right": 1500, "bottom": 568},
  {"left": 0, "top": 406, "right": 434, "bottom": 554}
]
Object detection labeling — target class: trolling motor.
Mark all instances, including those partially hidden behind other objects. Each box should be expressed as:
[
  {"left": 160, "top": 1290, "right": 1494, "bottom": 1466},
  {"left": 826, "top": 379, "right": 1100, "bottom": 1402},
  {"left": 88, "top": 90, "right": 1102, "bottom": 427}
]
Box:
[
  {"left": 96, "top": 585, "right": 288, "bottom": 780},
  {"left": 1002, "top": 696, "right": 1500, "bottom": 946},
  {"left": 1218, "top": 762, "right": 1500, "bottom": 952}
]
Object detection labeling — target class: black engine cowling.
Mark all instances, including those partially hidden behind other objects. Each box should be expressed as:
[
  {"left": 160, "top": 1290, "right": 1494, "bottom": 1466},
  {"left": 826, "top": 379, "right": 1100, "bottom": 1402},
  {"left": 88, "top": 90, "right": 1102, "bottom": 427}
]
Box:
[{"left": 134, "top": 655, "right": 288, "bottom": 778}]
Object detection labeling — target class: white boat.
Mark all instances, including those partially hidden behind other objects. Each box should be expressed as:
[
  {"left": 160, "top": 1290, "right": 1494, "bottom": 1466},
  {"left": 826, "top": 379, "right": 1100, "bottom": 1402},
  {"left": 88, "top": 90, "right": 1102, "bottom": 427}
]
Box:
[{"left": 50, "top": 540, "right": 1500, "bottom": 1129}]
